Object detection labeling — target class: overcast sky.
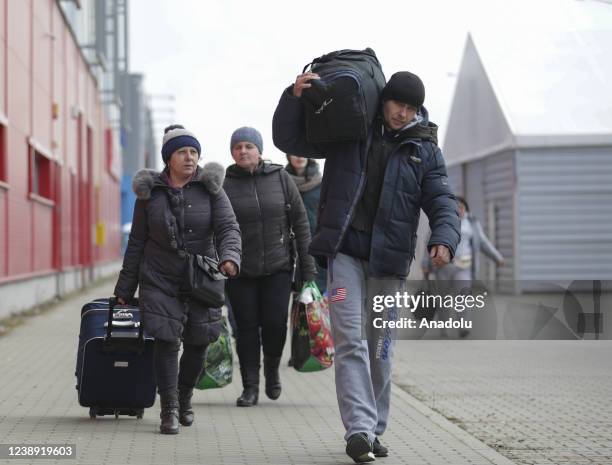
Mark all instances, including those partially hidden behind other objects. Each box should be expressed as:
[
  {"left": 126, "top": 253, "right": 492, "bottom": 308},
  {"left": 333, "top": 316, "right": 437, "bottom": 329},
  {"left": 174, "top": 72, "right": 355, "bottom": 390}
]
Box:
[{"left": 129, "top": 0, "right": 610, "bottom": 169}]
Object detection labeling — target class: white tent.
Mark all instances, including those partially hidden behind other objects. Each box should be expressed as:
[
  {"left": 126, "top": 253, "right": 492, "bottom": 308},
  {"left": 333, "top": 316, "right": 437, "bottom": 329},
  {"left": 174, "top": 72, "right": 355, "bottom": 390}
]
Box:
[{"left": 444, "top": 28, "right": 612, "bottom": 164}]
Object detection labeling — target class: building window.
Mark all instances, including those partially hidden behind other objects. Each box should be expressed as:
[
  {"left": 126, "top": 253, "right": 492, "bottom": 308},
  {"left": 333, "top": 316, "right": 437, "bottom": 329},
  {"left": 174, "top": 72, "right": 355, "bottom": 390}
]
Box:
[
  {"left": 29, "top": 146, "right": 52, "bottom": 199},
  {"left": 0, "top": 125, "right": 6, "bottom": 182}
]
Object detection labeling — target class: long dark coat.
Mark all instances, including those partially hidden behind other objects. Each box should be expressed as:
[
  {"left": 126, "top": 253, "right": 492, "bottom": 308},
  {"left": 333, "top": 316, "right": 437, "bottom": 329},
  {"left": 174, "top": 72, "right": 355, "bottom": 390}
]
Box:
[{"left": 114, "top": 163, "right": 241, "bottom": 344}]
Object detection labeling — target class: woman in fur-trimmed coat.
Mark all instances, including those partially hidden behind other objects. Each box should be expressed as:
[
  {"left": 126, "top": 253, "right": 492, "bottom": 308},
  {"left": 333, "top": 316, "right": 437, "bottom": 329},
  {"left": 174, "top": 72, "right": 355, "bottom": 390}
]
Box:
[{"left": 114, "top": 125, "right": 241, "bottom": 435}]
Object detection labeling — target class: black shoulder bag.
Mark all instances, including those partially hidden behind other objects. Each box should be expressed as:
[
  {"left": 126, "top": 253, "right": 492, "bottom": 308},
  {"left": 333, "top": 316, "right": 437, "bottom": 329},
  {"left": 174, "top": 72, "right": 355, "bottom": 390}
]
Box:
[
  {"left": 184, "top": 253, "right": 227, "bottom": 308},
  {"left": 279, "top": 171, "right": 300, "bottom": 291},
  {"left": 163, "top": 189, "right": 228, "bottom": 308}
]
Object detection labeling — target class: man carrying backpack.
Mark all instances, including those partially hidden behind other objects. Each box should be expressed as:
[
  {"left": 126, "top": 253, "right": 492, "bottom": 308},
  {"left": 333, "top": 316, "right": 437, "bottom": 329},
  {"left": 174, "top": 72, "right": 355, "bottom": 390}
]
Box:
[{"left": 273, "top": 69, "right": 460, "bottom": 463}]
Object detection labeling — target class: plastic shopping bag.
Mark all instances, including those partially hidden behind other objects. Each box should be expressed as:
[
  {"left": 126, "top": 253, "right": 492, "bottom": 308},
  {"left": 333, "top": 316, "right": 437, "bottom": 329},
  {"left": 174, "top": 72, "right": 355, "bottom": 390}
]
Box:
[
  {"left": 291, "top": 282, "right": 334, "bottom": 372},
  {"left": 195, "top": 317, "right": 233, "bottom": 389}
]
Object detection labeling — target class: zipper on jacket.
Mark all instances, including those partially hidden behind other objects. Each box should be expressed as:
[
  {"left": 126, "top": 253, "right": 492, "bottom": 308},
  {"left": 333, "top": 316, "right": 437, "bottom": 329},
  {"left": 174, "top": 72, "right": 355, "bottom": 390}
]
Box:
[
  {"left": 368, "top": 139, "right": 422, "bottom": 268},
  {"left": 252, "top": 173, "right": 265, "bottom": 273},
  {"left": 330, "top": 136, "right": 420, "bottom": 259},
  {"left": 331, "top": 130, "right": 373, "bottom": 257}
]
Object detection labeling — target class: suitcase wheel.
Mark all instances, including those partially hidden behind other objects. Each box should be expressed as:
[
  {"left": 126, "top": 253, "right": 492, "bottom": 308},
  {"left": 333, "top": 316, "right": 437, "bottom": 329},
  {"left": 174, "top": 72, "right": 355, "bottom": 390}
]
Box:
[
  {"left": 89, "top": 407, "right": 97, "bottom": 419},
  {"left": 136, "top": 409, "right": 144, "bottom": 419},
  {"left": 114, "top": 411, "right": 119, "bottom": 419}
]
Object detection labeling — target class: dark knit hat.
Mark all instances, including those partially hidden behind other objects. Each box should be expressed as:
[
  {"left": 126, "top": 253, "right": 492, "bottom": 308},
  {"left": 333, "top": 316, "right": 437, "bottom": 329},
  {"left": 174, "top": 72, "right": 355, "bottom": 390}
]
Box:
[
  {"left": 230, "top": 127, "right": 263, "bottom": 154},
  {"left": 161, "top": 124, "right": 201, "bottom": 164},
  {"left": 380, "top": 71, "right": 425, "bottom": 108}
]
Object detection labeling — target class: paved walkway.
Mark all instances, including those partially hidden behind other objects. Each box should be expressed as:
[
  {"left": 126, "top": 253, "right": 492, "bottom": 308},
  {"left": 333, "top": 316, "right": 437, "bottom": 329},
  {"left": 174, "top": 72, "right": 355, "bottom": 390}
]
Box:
[
  {"left": 0, "top": 279, "right": 519, "bottom": 465},
  {"left": 393, "top": 339, "right": 612, "bottom": 465}
]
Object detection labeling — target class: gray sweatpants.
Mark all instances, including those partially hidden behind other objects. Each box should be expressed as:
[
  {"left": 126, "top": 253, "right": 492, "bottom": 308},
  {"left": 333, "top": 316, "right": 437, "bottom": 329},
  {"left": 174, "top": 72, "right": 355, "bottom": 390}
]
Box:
[{"left": 328, "top": 253, "right": 404, "bottom": 443}]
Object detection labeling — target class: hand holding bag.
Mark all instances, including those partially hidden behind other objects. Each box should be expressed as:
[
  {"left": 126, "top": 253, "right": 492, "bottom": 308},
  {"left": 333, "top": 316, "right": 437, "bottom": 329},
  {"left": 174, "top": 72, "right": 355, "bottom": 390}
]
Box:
[{"left": 184, "top": 253, "right": 227, "bottom": 308}]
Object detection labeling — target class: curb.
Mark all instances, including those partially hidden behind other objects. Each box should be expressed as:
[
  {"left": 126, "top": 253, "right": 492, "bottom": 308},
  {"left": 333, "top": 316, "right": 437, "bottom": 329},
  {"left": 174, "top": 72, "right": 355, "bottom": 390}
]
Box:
[{"left": 391, "top": 381, "right": 517, "bottom": 465}]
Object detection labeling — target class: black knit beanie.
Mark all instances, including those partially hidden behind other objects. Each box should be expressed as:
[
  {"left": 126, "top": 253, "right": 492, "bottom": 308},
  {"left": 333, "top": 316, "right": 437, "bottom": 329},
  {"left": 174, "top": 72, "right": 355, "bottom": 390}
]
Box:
[{"left": 380, "top": 71, "right": 425, "bottom": 108}]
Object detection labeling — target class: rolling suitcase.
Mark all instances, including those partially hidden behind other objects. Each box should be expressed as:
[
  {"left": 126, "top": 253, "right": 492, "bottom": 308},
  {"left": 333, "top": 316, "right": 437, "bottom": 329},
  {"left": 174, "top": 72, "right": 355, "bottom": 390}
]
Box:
[{"left": 75, "top": 297, "right": 156, "bottom": 419}]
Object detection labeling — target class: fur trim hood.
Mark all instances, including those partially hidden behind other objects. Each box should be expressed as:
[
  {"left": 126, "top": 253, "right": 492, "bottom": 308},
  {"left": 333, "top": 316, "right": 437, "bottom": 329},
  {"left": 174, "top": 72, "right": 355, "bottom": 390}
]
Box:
[{"left": 132, "top": 162, "right": 226, "bottom": 200}]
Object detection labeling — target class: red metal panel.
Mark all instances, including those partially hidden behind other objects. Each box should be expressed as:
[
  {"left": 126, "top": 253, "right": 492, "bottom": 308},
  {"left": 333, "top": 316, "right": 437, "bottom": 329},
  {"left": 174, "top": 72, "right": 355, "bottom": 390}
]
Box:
[
  {"left": 32, "top": 0, "right": 50, "bottom": 32},
  {"left": 70, "top": 171, "right": 78, "bottom": 266},
  {"left": 7, "top": 58, "right": 29, "bottom": 138},
  {"left": 32, "top": 81, "right": 51, "bottom": 151},
  {"left": 0, "top": 0, "right": 122, "bottom": 283},
  {"left": 32, "top": 7, "right": 51, "bottom": 90},
  {"left": 32, "top": 2, "right": 51, "bottom": 148},
  {"left": 7, "top": 0, "right": 29, "bottom": 70},
  {"left": 64, "top": 30, "right": 76, "bottom": 171},
  {"left": 6, "top": 125, "right": 31, "bottom": 276},
  {"left": 0, "top": 188, "right": 6, "bottom": 277},
  {"left": 2, "top": 0, "right": 6, "bottom": 119},
  {"left": 76, "top": 113, "right": 83, "bottom": 265},
  {"left": 0, "top": 0, "right": 5, "bottom": 42},
  {"left": 84, "top": 124, "right": 93, "bottom": 265},
  {"left": 52, "top": 5, "right": 63, "bottom": 163},
  {"left": 0, "top": 0, "right": 5, "bottom": 117},
  {"left": 6, "top": 194, "right": 32, "bottom": 276},
  {"left": 32, "top": 200, "right": 52, "bottom": 270},
  {"left": 58, "top": 167, "right": 70, "bottom": 268},
  {"left": 51, "top": 161, "right": 60, "bottom": 268}
]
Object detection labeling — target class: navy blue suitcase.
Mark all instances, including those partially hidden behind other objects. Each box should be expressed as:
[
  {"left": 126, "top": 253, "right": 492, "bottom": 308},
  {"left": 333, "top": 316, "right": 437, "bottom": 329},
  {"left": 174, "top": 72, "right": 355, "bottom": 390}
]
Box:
[{"left": 76, "top": 297, "right": 156, "bottom": 419}]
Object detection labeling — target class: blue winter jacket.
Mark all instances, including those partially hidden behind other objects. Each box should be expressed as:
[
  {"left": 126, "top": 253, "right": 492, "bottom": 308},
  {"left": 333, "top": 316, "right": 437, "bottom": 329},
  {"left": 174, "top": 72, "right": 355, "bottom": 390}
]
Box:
[{"left": 272, "top": 88, "right": 460, "bottom": 278}]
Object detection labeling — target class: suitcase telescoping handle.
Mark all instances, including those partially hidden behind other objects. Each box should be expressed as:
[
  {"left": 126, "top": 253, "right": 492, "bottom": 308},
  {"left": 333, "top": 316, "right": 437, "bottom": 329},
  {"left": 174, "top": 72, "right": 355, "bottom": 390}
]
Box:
[{"left": 106, "top": 297, "right": 144, "bottom": 347}]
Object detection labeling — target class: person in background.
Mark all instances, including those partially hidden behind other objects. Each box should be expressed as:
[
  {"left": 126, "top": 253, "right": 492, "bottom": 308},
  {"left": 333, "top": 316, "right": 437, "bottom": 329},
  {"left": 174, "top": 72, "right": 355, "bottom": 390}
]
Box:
[
  {"left": 223, "top": 127, "right": 316, "bottom": 407},
  {"left": 284, "top": 155, "right": 327, "bottom": 367},
  {"left": 114, "top": 125, "right": 241, "bottom": 434},
  {"left": 285, "top": 155, "right": 327, "bottom": 293},
  {"left": 422, "top": 196, "right": 504, "bottom": 336},
  {"left": 422, "top": 196, "right": 504, "bottom": 283}
]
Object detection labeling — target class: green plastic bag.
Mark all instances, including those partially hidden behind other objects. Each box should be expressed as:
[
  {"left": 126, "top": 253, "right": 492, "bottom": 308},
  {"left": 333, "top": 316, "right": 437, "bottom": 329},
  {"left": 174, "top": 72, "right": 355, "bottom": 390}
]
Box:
[
  {"left": 195, "top": 317, "right": 233, "bottom": 389},
  {"left": 291, "top": 282, "right": 334, "bottom": 372}
]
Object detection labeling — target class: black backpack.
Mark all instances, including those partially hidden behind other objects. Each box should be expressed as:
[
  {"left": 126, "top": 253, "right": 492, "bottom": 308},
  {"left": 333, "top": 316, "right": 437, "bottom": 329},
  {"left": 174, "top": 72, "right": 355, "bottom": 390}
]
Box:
[{"left": 301, "top": 48, "right": 386, "bottom": 143}]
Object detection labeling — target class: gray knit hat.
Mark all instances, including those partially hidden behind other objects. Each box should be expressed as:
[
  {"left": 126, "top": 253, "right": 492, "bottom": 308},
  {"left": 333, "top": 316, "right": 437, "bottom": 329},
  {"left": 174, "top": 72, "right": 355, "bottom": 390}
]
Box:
[{"left": 230, "top": 127, "right": 263, "bottom": 154}]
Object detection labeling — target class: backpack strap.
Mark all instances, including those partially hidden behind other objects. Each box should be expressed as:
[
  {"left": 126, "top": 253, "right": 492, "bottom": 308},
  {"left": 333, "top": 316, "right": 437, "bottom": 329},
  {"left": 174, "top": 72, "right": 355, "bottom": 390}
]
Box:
[
  {"left": 278, "top": 170, "right": 295, "bottom": 242},
  {"left": 278, "top": 170, "right": 299, "bottom": 278}
]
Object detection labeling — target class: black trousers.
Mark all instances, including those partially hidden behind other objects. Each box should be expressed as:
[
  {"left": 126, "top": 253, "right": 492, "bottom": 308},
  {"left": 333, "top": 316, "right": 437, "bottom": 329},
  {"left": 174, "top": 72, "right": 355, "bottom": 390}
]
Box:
[
  {"left": 153, "top": 340, "right": 207, "bottom": 399},
  {"left": 227, "top": 271, "right": 292, "bottom": 386}
]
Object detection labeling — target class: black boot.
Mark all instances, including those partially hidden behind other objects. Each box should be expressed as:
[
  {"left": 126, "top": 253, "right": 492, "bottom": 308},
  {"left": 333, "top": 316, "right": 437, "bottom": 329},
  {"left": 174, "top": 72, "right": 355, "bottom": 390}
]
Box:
[
  {"left": 236, "top": 365, "right": 259, "bottom": 407},
  {"left": 178, "top": 385, "right": 194, "bottom": 426},
  {"left": 159, "top": 392, "right": 179, "bottom": 435},
  {"left": 236, "top": 386, "right": 259, "bottom": 407},
  {"left": 264, "top": 355, "right": 282, "bottom": 400}
]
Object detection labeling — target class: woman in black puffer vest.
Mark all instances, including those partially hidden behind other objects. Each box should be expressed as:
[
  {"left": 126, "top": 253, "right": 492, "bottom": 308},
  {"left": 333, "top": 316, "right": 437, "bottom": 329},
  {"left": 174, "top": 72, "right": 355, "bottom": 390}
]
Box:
[
  {"left": 114, "top": 125, "right": 241, "bottom": 434},
  {"left": 223, "top": 127, "right": 316, "bottom": 407}
]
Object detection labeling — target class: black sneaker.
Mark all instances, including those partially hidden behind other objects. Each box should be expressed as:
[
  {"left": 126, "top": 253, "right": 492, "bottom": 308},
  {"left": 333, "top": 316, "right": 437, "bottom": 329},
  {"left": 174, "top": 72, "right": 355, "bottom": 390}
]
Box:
[
  {"left": 346, "top": 433, "right": 375, "bottom": 463},
  {"left": 373, "top": 437, "right": 388, "bottom": 457}
]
